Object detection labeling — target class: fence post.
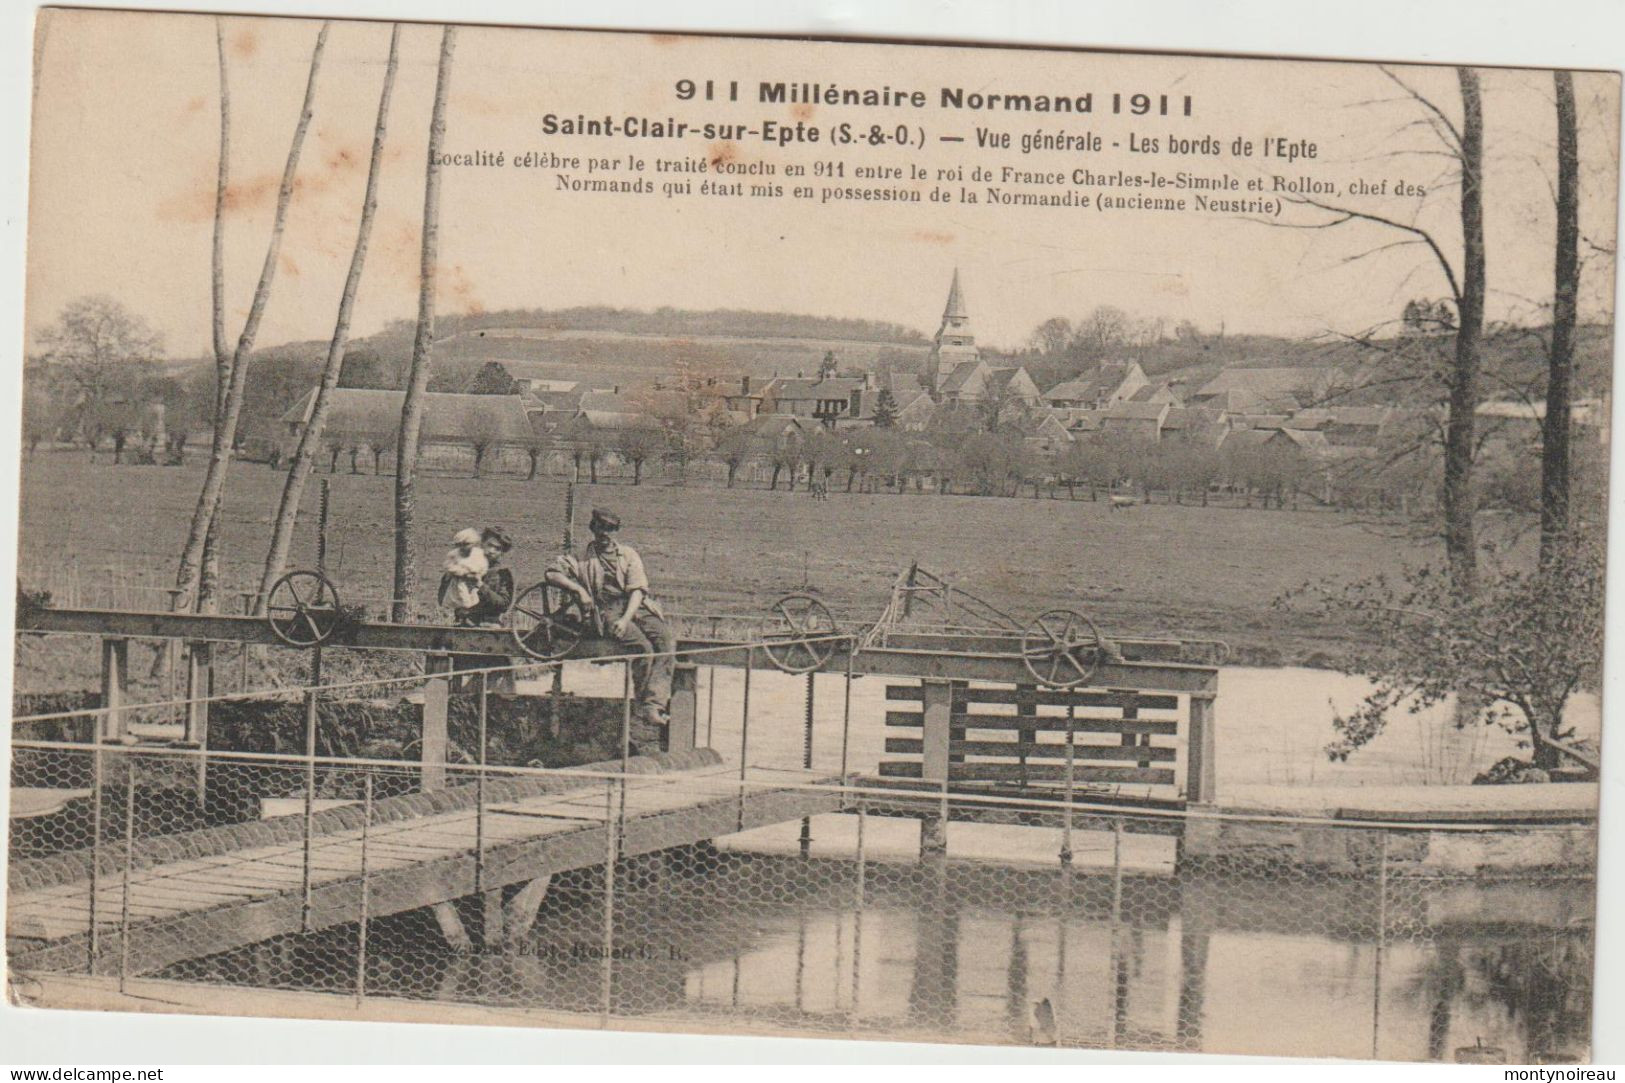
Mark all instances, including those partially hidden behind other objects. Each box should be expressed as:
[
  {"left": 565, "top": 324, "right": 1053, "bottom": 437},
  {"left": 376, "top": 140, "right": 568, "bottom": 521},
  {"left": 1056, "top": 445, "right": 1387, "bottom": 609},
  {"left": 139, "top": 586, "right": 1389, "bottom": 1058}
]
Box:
[
  {"left": 476, "top": 670, "right": 497, "bottom": 944},
  {"left": 549, "top": 665, "right": 564, "bottom": 740},
  {"left": 1015, "top": 683, "right": 1036, "bottom": 786},
  {"left": 421, "top": 653, "right": 451, "bottom": 792},
  {"left": 919, "top": 679, "right": 952, "bottom": 858},
  {"left": 1372, "top": 828, "right": 1388, "bottom": 1060},
  {"left": 839, "top": 648, "right": 855, "bottom": 792},
  {"left": 800, "top": 671, "right": 815, "bottom": 858},
  {"left": 621, "top": 660, "right": 633, "bottom": 767},
  {"left": 737, "top": 648, "right": 753, "bottom": 832},
  {"left": 87, "top": 723, "right": 103, "bottom": 974},
  {"left": 356, "top": 768, "right": 372, "bottom": 1006},
  {"left": 601, "top": 777, "right": 618, "bottom": 1027},
  {"left": 300, "top": 641, "right": 324, "bottom": 933},
  {"left": 851, "top": 797, "right": 866, "bottom": 1026},
  {"left": 1061, "top": 703, "right": 1077, "bottom": 866},
  {"left": 705, "top": 664, "right": 716, "bottom": 747},
  {"left": 668, "top": 664, "right": 698, "bottom": 754},
  {"left": 1187, "top": 690, "right": 1218, "bottom": 805},
  {"left": 1110, "top": 816, "right": 1127, "bottom": 1048},
  {"left": 184, "top": 640, "right": 212, "bottom": 806},
  {"left": 118, "top": 751, "right": 135, "bottom": 994}
]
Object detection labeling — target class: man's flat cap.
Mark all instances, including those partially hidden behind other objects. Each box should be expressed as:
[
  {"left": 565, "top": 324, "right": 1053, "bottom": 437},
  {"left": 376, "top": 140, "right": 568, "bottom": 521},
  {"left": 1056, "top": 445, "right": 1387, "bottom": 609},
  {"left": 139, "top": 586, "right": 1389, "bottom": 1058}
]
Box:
[{"left": 589, "top": 507, "right": 622, "bottom": 531}]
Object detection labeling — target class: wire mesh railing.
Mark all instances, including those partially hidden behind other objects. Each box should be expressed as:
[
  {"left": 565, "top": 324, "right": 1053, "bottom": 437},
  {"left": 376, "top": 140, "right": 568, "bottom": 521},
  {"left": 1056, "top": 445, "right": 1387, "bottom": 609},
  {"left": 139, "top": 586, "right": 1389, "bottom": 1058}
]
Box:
[{"left": 6, "top": 737, "right": 1596, "bottom": 1062}]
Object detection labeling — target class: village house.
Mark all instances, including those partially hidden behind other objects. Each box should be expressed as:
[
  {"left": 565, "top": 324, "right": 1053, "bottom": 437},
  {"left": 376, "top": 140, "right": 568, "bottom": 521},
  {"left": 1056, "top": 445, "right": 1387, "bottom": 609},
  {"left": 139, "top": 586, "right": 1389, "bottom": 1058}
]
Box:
[
  {"left": 1127, "top": 380, "right": 1185, "bottom": 407},
  {"left": 832, "top": 372, "right": 936, "bottom": 431},
  {"left": 936, "top": 360, "right": 1042, "bottom": 411},
  {"left": 1042, "top": 361, "right": 1149, "bottom": 411},
  {"left": 279, "top": 387, "right": 534, "bottom": 461},
  {"left": 551, "top": 390, "right": 660, "bottom": 441},
  {"left": 758, "top": 373, "right": 876, "bottom": 426},
  {"left": 1013, "top": 409, "right": 1075, "bottom": 457},
  {"left": 1161, "top": 406, "right": 1226, "bottom": 449},
  {"left": 1191, "top": 366, "right": 1346, "bottom": 414},
  {"left": 1099, "top": 399, "right": 1171, "bottom": 442}
]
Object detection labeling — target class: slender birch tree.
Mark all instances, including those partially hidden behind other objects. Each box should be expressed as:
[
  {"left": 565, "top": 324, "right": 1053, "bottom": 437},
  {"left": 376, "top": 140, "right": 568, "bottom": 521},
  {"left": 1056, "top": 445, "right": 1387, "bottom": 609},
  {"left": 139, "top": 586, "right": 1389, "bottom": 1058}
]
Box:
[
  {"left": 197, "top": 18, "right": 232, "bottom": 613},
  {"left": 255, "top": 25, "right": 402, "bottom": 609},
  {"left": 392, "top": 25, "right": 457, "bottom": 622},
  {"left": 173, "top": 22, "right": 328, "bottom": 609}
]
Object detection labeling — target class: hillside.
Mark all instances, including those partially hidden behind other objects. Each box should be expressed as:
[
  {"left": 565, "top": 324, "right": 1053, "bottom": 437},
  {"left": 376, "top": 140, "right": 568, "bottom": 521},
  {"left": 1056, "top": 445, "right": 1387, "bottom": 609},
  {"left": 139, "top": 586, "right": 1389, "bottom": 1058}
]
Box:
[{"left": 66, "top": 308, "right": 1612, "bottom": 437}]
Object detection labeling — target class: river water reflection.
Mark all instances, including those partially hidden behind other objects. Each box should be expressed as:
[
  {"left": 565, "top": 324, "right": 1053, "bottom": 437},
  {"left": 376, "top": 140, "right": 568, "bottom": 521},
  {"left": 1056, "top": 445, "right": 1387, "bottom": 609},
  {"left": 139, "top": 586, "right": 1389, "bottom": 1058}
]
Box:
[
  {"left": 164, "top": 850, "right": 1593, "bottom": 1061},
  {"left": 156, "top": 660, "right": 1596, "bottom": 1058}
]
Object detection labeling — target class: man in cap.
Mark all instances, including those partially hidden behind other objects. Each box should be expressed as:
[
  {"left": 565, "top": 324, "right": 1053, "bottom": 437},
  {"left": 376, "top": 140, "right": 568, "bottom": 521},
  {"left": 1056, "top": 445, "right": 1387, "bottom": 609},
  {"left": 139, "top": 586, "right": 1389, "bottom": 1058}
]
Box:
[{"left": 545, "top": 507, "right": 675, "bottom": 743}]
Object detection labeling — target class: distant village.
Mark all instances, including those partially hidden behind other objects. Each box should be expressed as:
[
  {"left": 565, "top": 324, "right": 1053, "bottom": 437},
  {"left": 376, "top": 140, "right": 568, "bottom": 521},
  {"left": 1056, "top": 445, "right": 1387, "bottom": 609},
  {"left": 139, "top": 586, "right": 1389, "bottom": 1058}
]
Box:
[
  {"left": 29, "top": 272, "right": 1610, "bottom": 509},
  {"left": 260, "top": 271, "right": 1607, "bottom": 507}
]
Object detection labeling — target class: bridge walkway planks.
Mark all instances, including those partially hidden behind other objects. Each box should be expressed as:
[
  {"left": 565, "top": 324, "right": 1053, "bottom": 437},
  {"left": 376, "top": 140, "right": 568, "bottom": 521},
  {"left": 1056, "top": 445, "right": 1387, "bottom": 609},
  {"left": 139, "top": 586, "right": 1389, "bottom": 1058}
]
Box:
[{"left": 7, "top": 764, "right": 840, "bottom": 977}]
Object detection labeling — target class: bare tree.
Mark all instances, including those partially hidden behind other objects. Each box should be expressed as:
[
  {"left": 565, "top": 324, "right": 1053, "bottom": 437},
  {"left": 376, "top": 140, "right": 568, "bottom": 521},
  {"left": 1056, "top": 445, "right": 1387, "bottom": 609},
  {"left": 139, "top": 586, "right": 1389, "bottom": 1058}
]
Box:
[
  {"left": 616, "top": 426, "right": 663, "bottom": 485},
  {"left": 522, "top": 431, "right": 547, "bottom": 480},
  {"left": 1074, "top": 305, "right": 1130, "bottom": 358},
  {"left": 35, "top": 296, "right": 163, "bottom": 429},
  {"left": 174, "top": 23, "right": 328, "bottom": 610},
  {"left": 714, "top": 423, "right": 753, "bottom": 487},
  {"left": 1268, "top": 67, "right": 1486, "bottom": 596},
  {"left": 1447, "top": 67, "right": 1486, "bottom": 597},
  {"left": 1541, "top": 70, "right": 1579, "bottom": 567},
  {"left": 392, "top": 25, "right": 457, "bottom": 622},
  {"left": 1028, "top": 316, "right": 1073, "bottom": 356},
  {"left": 465, "top": 409, "right": 507, "bottom": 477},
  {"left": 255, "top": 25, "right": 401, "bottom": 610},
  {"left": 369, "top": 429, "right": 398, "bottom": 475}
]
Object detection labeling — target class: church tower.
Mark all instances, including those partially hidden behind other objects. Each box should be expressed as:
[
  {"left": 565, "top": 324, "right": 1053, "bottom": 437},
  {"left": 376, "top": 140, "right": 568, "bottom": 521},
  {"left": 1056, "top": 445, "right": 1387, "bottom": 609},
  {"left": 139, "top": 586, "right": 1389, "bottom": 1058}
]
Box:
[{"left": 928, "top": 269, "right": 979, "bottom": 396}]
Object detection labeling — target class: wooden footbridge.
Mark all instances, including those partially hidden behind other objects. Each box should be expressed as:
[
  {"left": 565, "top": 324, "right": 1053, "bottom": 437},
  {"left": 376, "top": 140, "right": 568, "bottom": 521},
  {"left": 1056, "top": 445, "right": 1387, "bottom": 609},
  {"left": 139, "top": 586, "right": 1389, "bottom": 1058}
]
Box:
[
  {"left": 8, "top": 750, "right": 839, "bottom": 977},
  {"left": 11, "top": 601, "right": 1220, "bottom": 979}
]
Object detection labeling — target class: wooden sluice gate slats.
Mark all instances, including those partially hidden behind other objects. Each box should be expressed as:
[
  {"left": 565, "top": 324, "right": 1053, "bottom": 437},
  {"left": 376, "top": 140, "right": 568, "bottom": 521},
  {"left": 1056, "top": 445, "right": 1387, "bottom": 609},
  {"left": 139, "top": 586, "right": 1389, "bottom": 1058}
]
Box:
[
  {"left": 6, "top": 760, "right": 843, "bottom": 978},
  {"left": 880, "top": 681, "right": 1186, "bottom": 790}
]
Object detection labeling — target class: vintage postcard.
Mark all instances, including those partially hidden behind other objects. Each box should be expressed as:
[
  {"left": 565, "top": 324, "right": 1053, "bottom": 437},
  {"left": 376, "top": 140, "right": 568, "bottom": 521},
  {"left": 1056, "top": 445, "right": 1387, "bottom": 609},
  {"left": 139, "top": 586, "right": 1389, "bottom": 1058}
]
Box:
[{"left": 7, "top": 7, "right": 1619, "bottom": 1064}]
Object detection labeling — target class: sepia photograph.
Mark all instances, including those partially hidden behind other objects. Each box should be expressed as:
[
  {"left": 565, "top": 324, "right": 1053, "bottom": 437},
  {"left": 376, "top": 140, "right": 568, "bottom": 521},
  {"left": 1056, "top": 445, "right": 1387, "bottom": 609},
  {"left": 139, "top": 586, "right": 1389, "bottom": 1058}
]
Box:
[{"left": 4, "top": 3, "right": 1621, "bottom": 1065}]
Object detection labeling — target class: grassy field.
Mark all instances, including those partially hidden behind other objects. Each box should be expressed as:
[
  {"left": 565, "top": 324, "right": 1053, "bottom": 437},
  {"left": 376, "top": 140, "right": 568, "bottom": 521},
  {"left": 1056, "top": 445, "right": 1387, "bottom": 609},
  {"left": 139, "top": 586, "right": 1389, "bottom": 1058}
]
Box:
[{"left": 18, "top": 451, "right": 1433, "bottom": 668}]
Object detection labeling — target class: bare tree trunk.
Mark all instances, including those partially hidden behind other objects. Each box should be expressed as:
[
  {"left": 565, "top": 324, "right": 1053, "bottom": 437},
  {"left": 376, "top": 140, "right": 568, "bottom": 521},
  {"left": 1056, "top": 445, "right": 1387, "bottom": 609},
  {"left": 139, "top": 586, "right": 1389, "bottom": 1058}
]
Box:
[
  {"left": 392, "top": 25, "right": 457, "bottom": 623},
  {"left": 175, "top": 23, "right": 327, "bottom": 607},
  {"left": 256, "top": 26, "right": 401, "bottom": 610},
  {"left": 1542, "top": 70, "right": 1579, "bottom": 569},
  {"left": 1443, "top": 67, "right": 1484, "bottom": 598},
  {"left": 197, "top": 17, "right": 232, "bottom": 615}
]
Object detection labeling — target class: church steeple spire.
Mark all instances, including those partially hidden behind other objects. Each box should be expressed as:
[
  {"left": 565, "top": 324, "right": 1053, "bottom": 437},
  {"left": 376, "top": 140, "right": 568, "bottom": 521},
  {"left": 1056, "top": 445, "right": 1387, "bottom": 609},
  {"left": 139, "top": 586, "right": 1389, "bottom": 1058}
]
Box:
[
  {"left": 943, "top": 267, "right": 968, "bottom": 321},
  {"left": 928, "top": 268, "right": 979, "bottom": 398}
]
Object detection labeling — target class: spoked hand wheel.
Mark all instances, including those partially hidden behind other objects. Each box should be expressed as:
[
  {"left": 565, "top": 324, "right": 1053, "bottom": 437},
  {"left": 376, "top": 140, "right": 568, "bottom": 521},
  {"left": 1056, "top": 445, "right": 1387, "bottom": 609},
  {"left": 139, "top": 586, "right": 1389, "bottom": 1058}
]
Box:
[
  {"left": 759, "top": 593, "right": 840, "bottom": 674},
  {"left": 509, "top": 582, "right": 589, "bottom": 661},
  {"left": 1020, "top": 608, "right": 1106, "bottom": 689},
  {"left": 266, "top": 570, "right": 343, "bottom": 647}
]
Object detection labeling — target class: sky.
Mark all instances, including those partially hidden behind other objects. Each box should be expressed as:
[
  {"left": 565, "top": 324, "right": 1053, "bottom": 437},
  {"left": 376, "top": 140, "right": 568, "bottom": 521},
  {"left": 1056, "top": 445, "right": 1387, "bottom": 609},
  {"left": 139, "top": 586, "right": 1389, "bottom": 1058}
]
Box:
[{"left": 23, "top": 9, "right": 1623, "bottom": 358}]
